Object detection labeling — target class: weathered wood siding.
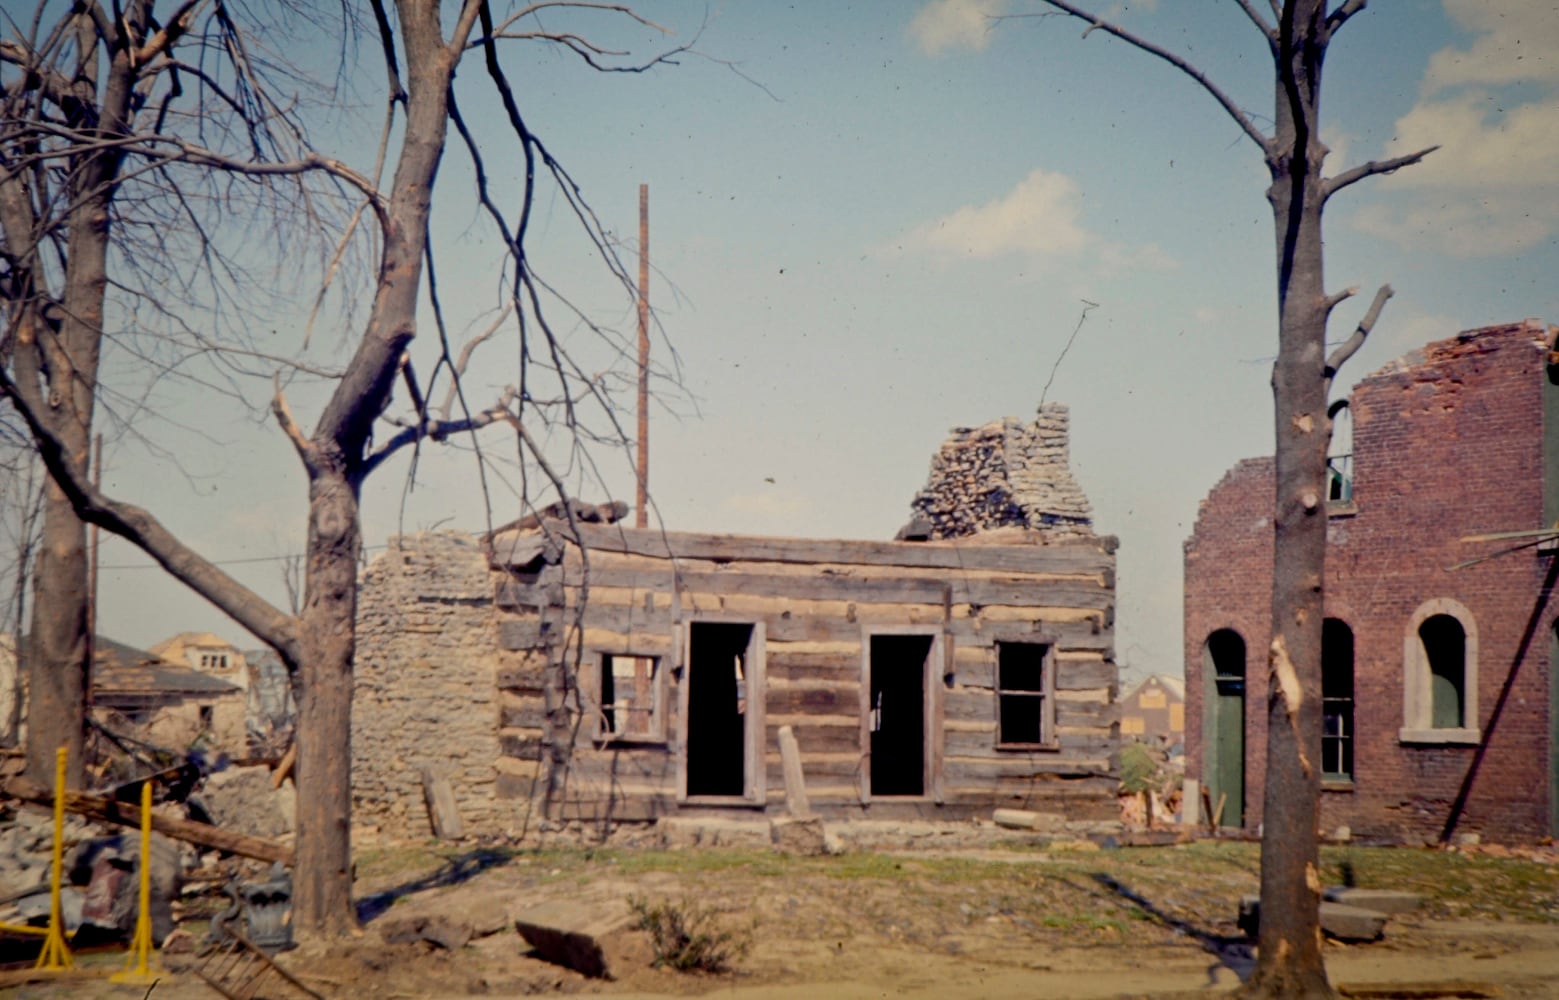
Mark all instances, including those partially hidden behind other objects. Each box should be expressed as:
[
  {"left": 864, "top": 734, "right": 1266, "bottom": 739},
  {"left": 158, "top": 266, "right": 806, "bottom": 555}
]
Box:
[{"left": 492, "top": 522, "right": 1118, "bottom": 822}]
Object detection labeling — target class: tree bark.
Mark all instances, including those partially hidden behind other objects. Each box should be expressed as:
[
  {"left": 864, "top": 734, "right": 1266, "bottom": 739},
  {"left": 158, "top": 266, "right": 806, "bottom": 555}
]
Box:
[
  {"left": 1241, "top": 2, "right": 1333, "bottom": 996},
  {"left": 291, "top": 465, "right": 362, "bottom": 936}
]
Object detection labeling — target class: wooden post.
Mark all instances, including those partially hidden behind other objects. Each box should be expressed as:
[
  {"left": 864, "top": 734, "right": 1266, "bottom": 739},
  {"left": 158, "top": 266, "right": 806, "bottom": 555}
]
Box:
[{"left": 635, "top": 183, "right": 649, "bottom": 529}]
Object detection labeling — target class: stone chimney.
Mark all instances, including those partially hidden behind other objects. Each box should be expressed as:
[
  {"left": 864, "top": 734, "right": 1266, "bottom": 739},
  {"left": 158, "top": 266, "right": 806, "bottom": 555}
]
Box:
[{"left": 908, "top": 403, "right": 1093, "bottom": 541}]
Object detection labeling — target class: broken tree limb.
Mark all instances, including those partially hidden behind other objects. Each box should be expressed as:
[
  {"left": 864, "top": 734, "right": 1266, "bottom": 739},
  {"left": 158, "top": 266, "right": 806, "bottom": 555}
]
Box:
[
  {"left": 2, "top": 776, "right": 294, "bottom": 866},
  {"left": 271, "top": 742, "right": 297, "bottom": 789}
]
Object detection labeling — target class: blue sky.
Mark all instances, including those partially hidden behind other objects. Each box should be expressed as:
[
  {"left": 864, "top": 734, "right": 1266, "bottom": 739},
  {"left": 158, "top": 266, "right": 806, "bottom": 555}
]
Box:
[{"left": 55, "top": 0, "right": 1559, "bottom": 684}]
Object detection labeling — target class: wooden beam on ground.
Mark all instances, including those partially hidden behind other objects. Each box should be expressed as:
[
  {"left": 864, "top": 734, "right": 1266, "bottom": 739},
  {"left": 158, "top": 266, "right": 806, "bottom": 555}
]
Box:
[{"left": 2, "top": 776, "right": 294, "bottom": 866}]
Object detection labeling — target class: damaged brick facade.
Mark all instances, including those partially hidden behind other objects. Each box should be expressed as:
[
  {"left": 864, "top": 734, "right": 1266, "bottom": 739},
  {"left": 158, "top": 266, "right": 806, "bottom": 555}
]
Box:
[{"left": 1184, "top": 320, "right": 1559, "bottom": 843}]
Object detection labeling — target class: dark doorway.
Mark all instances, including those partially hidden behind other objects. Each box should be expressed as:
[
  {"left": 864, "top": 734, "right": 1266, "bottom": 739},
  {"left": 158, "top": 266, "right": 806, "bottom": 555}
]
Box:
[
  {"left": 1203, "top": 629, "right": 1246, "bottom": 828},
  {"left": 686, "top": 622, "right": 755, "bottom": 797},
  {"left": 869, "top": 633, "right": 933, "bottom": 797}
]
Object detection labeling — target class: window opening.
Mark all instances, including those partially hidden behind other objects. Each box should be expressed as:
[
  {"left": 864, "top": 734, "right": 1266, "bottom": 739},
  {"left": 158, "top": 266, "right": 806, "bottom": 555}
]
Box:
[
  {"left": 599, "top": 654, "right": 662, "bottom": 742},
  {"left": 198, "top": 705, "right": 215, "bottom": 731},
  {"left": 995, "top": 641, "right": 1052, "bottom": 747},
  {"left": 1322, "top": 619, "right": 1354, "bottom": 780},
  {"left": 1420, "top": 614, "right": 1466, "bottom": 729},
  {"left": 1327, "top": 399, "right": 1353, "bottom": 504}
]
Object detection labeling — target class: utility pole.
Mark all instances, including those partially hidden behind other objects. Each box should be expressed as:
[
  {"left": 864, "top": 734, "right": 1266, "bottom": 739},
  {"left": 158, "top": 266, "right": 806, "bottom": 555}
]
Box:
[{"left": 636, "top": 183, "right": 649, "bottom": 529}]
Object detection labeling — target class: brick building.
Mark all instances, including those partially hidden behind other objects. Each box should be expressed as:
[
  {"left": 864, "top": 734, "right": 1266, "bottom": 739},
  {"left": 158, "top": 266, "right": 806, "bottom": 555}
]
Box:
[{"left": 1184, "top": 320, "right": 1559, "bottom": 843}]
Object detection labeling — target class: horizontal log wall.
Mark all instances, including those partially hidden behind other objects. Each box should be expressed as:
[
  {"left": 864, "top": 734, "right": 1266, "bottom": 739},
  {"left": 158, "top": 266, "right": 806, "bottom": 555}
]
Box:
[{"left": 493, "top": 524, "right": 1118, "bottom": 823}]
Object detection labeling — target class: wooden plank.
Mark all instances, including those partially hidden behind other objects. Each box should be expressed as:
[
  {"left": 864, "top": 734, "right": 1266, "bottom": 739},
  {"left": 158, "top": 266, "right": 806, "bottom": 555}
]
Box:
[
  {"left": 1056, "top": 699, "right": 1117, "bottom": 727},
  {"left": 499, "top": 691, "right": 546, "bottom": 730},
  {"left": 776, "top": 726, "right": 812, "bottom": 817},
  {"left": 944, "top": 688, "right": 996, "bottom": 724},
  {"left": 531, "top": 521, "right": 1116, "bottom": 575},
  {"left": 557, "top": 564, "right": 1113, "bottom": 612},
  {"left": 941, "top": 757, "right": 1113, "bottom": 783},
  {"left": 421, "top": 768, "right": 465, "bottom": 840},
  {"left": 498, "top": 727, "right": 546, "bottom": 759},
  {"left": 766, "top": 721, "right": 861, "bottom": 756},
  {"left": 2, "top": 776, "right": 293, "bottom": 865},
  {"left": 768, "top": 686, "right": 858, "bottom": 716},
  {"left": 767, "top": 651, "right": 862, "bottom": 682},
  {"left": 495, "top": 571, "right": 564, "bottom": 610}
]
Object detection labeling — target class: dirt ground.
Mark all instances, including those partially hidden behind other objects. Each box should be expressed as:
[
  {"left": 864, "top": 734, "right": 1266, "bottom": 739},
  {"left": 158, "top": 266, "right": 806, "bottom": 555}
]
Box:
[{"left": 3, "top": 837, "right": 1556, "bottom": 999}]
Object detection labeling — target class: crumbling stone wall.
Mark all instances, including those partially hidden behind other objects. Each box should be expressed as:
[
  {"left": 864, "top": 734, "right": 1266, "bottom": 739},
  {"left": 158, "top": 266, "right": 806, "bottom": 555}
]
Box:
[
  {"left": 911, "top": 403, "right": 1093, "bottom": 540},
  {"left": 353, "top": 532, "right": 504, "bottom": 838}
]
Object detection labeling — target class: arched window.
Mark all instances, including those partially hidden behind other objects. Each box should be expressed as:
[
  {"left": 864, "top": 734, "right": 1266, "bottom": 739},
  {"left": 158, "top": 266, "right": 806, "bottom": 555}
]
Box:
[
  {"left": 1401, "top": 599, "right": 1479, "bottom": 745},
  {"left": 1322, "top": 618, "right": 1354, "bottom": 780}
]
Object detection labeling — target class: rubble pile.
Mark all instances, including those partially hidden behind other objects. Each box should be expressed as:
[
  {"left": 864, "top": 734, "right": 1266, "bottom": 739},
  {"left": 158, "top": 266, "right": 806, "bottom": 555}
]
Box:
[{"left": 910, "top": 403, "right": 1093, "bottom": 540}]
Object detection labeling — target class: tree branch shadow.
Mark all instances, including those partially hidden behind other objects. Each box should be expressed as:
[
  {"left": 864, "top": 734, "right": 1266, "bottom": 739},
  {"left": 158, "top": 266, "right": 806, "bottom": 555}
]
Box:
[
  {"left": 1090, "top": 872, "right": 1255, "bottom": 986},
  {"left": 355, "top": 848, "right": 516, "bottom": 923}
]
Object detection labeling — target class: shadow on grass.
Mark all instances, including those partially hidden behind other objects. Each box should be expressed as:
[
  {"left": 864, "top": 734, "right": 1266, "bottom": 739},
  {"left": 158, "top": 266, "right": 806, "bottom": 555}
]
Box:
[
  {"left": 356, "top": 848, "right": 516, "bottom": 923},
  {"left": 1090, "top": 872, "right": 1255, "bottom": 985}
]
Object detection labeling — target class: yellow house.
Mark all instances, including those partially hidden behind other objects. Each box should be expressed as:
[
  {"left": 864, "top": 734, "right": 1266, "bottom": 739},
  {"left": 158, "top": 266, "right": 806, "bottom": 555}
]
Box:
[{"left": 1118, "top": 674, "right": 1185, "bottom": 746}]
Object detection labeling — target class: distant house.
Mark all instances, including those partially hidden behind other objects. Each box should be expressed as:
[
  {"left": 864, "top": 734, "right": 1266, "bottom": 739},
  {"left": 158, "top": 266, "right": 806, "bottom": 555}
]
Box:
[
  {"left": 1118, "top": 674, "right": 1184, "bottom": 746},
  {"left": 91, "top": 636, "right": 244, "bottom": 752}
]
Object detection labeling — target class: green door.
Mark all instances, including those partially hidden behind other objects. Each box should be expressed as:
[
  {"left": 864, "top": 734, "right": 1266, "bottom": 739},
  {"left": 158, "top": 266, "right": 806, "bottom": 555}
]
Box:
[{"left": 1204, "top": 630, "right": 1246, "bottom": 828}]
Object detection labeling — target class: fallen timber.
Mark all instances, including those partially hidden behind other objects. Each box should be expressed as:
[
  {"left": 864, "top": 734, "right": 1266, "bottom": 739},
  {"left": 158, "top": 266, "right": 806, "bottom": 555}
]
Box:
[{"left": 1, "top": 775, "right": 294, "bottom": 866}]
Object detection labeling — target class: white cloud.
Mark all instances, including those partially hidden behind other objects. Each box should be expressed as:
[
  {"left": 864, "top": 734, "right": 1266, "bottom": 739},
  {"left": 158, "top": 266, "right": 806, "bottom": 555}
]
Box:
[
  {"left": 896, "top": 168, "right": 1172, "bottom": 274},
  {"left": 909, "top": 0, "right": 1010, "bottom": 56},
  {"left": 903, "top": 169, "right": 1092, "bottom": 258},
  {"left": 1424, "top": 0, "right": 1559, "bottom": 94},
  {"left": 1351, "top": 2, "right": 1559, "bottom": 257}
]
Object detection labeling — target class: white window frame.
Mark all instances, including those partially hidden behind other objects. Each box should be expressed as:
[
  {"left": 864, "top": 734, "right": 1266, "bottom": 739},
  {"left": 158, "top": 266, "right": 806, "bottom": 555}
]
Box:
[{"left": 1400, "top": 598, "right": 1480, "bottom": 745}]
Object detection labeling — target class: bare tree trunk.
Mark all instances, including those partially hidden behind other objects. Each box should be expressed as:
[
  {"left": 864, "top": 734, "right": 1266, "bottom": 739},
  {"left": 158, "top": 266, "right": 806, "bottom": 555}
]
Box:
[
  {"left": 24, "top": 489, "right": 89, "bottom": 786},
  {"left": 1242, "top": 2, "right": 1331, "bottom": 994},
  {"left": 292, "top": 466, "right": 362, "bottom": 936}
]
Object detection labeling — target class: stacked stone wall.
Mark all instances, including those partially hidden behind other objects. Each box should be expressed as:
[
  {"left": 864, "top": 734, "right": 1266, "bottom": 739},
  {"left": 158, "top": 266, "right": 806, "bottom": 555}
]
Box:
[
  {"left": 353, "top": 532, "right": 505, "bottom": 838},
  {"left": 911, "top": 403, "right": 1093, "bottom": 540}
]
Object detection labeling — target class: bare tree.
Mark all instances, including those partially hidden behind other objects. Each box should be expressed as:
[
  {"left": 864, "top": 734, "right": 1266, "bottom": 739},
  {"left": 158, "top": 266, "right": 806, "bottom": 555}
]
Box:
[
  {"left": 1011, "top": 2, "right": 1433, "bottom": 995},
  {"left": 2, "top": 0, "right": 374, "bottom": 788},
  {"left": 4, "top": 0, "right": 685, "bottom": 939}
]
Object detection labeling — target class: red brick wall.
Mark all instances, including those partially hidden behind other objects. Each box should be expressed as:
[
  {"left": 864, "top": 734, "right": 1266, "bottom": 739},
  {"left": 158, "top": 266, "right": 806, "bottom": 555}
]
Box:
[{"left": 1185, "top": 321, "right": 1558, "bottom": 843}]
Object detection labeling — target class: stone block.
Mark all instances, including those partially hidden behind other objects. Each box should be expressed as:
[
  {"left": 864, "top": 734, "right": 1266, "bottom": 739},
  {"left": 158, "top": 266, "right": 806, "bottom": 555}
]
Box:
[
  {"left": 770, "top": 816, "right": 839, "bottom": 856},
  {"left": 1239, "top": 895, "right": 1389, "bottom": 943},
  {"left": 1323, "top": 887, "right": 1422, "bottom": 915},
  {"left": 513, "top": 899, "right": 632, "bottom": 979}
]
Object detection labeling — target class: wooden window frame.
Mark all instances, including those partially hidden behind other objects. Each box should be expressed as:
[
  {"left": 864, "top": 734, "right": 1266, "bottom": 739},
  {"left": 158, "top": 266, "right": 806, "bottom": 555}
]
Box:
[
  {"left": 994, "top": 639, "right": 1057, "bottom": 751},
  {"left": 589, "top": 651, "right": 669, "bottom": 745},
  {"left": 675, "top": 618, "right": 767, "bottom": 807},
  {"left": 858, "top": 625, "right": 944, "bottom": 804}
]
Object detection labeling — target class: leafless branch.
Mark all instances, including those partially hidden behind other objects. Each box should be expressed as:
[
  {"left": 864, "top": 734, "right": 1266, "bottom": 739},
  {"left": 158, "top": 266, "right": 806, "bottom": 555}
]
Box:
[
  {"left": 1324, "top": 284, "right": 1392, "bottom": 392},
  {"left": 1326, "top": 0, "right": 1370, "bottom": 31},
  {"left": 1010, "top": 2, "right": 1272, "bottom": 153},
  {"left": 1323, "top": 145, "right": 1438, "bottom": 202},
  {"left": 1232, "top": 0, "right": 1277, "bottom": 47},
  {"left": 0, "top": 364, "right": 301, "bottom": 662}
]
